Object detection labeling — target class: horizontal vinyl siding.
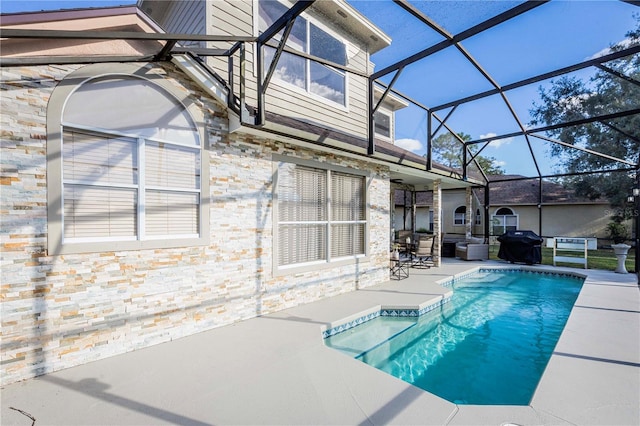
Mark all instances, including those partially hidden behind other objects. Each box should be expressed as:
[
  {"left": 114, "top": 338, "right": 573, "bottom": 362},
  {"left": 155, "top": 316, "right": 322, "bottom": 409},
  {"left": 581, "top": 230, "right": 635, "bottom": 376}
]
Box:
[
  {"left": 158, "top": 1, "right": 206, "bottom": 47},
  {"left": 204, "top": 0, "right": 371, "bottom": 137},
  {"left": 261, "top": 11, "right": 370, "bottom": 137},
  {"left": 207, "top": 0, "right": 257, "bottom": 101},
  {"left": 265, "top": 75, "right": 368, "bottom": 137}
]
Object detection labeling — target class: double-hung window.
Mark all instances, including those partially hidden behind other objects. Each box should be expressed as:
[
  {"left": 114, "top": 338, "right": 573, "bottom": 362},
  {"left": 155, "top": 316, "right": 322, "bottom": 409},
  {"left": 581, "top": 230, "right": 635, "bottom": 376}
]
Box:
[
  {"left": 275, "top": 158, "right": 367, "bottom": 269},
  {"left": 48, "top": 67, "right": 208, "bottom": 254},
  {"left": 258, "top": 0, "right": 347, "bottom": 106}
]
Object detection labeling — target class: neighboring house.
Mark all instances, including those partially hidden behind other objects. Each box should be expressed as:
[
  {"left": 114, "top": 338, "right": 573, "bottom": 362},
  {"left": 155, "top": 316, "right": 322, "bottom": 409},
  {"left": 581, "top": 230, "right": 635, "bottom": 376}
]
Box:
[
  {"left": 394, "top": 175, "right": 612, "bottom": 243},
  {"left": 485, "top": 175, "right": 611, "bottom": 243},
  {"left": 0, "top": 2, "right": 466, "bottom": 385}
]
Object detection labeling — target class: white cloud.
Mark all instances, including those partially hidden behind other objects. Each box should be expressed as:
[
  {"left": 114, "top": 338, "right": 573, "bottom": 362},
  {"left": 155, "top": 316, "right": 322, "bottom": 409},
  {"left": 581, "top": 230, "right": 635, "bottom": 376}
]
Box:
[
  {"left": 394, "top": 138, "right": 423, "bottom": 152},
  {"left": 493, "top": 160, "right": 507, "bottom": 168},
  {"left": 480, "top": 133, "right": 513, "bottom": 148},
  {"left": 587, "top": 37, "right": 633, "bottom": 60},
  {"left": 480, "top": 132, "right": 497, "bottom": 139}
]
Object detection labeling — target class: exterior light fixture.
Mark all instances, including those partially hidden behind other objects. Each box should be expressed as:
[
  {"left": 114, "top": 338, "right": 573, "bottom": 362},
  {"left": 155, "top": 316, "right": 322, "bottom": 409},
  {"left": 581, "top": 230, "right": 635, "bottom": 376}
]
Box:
[
  {"left": 628, "top": 196, "right": 635, "bottom": 203},
  {"left": 634, "top": 188, "right": 640, "bottom": 197}
]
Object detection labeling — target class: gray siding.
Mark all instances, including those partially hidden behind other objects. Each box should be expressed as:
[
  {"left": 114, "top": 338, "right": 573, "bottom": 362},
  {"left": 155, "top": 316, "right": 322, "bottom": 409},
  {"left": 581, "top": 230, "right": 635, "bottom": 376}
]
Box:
[
  {"left": 207, "top": 0, "right": 256, "bottom": 101},
  {"left": 145, "top": 0, "right": 373, "bottom": 138},
  {"left": 143, "top": 1, "right": 206, "bottom": 47},
  {"left": 208, "top": 0, "right": 371, "bottom": 137}
]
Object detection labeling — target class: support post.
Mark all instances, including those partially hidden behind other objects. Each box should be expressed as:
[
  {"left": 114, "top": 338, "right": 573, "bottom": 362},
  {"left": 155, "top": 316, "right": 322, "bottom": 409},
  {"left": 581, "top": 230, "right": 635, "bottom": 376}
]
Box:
[
  {"left": 412, "top": 190, "right": 417, "bottom": 235},
  {"left": 462, "top": 143, "right": 468, "bottom": 180},
  {"left": 426, "top": 111, "right": 433, "bottom": 170},
  {"left": 367, "top": 78, "right": 375, "bottom": 155},
  {"left": 484, "top": 183, "right": 490, "bottom": 239},
  {"left": 465, "top": 187, "right": 473, "bottom": 239},
  {"left": 636, "top": 169, "right": 640, "bottom": 284},
  {"left": 538, "top": 177, "right": 543, "bottom": 237},
  {"left": 390, "top": 185, "right": 396, "bottom": 249}
]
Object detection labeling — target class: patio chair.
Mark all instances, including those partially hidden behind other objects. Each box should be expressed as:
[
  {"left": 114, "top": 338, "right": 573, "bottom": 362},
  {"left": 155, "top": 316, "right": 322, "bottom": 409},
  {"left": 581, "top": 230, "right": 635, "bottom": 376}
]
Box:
[
  {"left": 455, "top": 237, "right": 489, "bottom": 261},
  {"left": 394, "top": 230, "right": 413, "bottom": 255},
  {"left": 411, "top": 235, "right": 434, "bottom": 268}
]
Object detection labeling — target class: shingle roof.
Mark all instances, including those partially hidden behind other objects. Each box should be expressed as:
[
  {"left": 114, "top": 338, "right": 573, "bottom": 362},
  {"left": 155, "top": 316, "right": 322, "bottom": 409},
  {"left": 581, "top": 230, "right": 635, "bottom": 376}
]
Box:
[
  {"left": 486, "top": 175, "right": 608, "bottom": 205},
  {"left": 393, "top": 175, "right": 608, "bottom": 206}
]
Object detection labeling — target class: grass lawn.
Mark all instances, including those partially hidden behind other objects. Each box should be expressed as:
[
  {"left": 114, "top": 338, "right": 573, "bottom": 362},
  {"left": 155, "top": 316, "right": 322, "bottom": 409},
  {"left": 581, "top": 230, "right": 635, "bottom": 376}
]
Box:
[{"left": 488, "top": 245, "right": 637, "bottom": 273}]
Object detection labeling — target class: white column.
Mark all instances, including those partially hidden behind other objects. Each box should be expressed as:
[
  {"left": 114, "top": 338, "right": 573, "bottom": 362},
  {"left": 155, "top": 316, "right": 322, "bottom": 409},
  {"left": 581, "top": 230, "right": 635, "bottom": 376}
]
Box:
[{"left": 433, "top": 179, "right": 442, "bottom": 267}]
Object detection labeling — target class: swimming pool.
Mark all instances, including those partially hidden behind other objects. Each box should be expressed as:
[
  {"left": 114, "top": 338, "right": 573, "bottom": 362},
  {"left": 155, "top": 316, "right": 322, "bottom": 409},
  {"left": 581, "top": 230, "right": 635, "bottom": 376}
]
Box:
[{"left": 324, "top": 269, "right": 585, "bottom": 405}]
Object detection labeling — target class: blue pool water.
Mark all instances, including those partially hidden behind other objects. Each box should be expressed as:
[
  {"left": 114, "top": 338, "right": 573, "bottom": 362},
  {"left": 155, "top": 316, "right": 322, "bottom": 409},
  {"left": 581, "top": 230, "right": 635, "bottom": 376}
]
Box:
[{"left": 324, "top": 270, "right": 584, "bottom": 405}]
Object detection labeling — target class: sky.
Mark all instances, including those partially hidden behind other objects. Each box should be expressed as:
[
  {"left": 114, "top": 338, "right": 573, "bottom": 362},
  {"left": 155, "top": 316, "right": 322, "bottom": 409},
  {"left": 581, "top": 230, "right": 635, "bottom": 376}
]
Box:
[
  {"left": 0, "top": 0, "right": 135, "bottom": 13},
  {"left": 349, "top": 0, "right": 639, "bottom": 177},
  {"left": 2, "top": 0, "right": 638, "bottom": 178}
]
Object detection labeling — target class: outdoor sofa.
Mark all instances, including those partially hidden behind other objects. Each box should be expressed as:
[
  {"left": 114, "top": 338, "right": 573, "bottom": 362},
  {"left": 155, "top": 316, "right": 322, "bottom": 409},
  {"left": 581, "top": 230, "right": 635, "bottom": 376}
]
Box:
[{"left": 455, "top": 237, "right": 489, "bottom": 261}]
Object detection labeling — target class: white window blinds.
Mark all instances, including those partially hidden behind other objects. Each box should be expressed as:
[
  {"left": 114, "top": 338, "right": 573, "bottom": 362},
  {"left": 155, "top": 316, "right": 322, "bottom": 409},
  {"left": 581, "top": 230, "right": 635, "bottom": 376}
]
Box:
[
  {"left": 278, "top": 164, "right": 327, "bottom": 266},
  {"left": 277, "top": 162, "right": 366, "bottom": 267},
  {"left": 60, "top": 76, "right": 202, "bottom": 244},
  {"left": 62, "top": 131, "right": 137, "bottom": 239},
  {"left": 331, "top": 172, "right": 365, "bottom": 258}
]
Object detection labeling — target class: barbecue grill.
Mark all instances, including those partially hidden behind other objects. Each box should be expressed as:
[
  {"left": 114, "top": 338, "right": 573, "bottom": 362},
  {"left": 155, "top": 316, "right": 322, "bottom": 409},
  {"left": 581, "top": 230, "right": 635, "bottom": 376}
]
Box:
[{"left": 497, "top": 230, "right": 543, "bottom": 264}]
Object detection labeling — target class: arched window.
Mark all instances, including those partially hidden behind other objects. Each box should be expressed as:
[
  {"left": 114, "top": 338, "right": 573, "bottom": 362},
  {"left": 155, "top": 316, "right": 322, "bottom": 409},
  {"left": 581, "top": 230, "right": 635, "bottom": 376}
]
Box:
[
  {"left": 492, "top": 207, "right": 518, "bottom": 235},
  {"left": 47, "top": 64, "right": 209, "bottom": 254},
  {"left": 454, "top": 206, "right": 466, "bottom": 225}
]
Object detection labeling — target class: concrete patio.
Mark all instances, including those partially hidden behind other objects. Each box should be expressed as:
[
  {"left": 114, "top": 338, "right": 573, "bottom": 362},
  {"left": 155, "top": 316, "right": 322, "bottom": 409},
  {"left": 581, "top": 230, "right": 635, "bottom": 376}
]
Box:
[{"left": 1, "top": 259, "right": 638, "bottom": 425}]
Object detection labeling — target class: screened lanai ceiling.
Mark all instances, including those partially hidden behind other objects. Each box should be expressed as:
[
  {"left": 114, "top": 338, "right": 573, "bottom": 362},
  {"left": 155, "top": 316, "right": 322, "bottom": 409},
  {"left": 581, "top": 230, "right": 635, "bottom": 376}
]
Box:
[
  {"left": 349, "top": 0, "right": 639, "bottom": 184},
  {"left": 1, "top": 0, "right": 638, "bottom": 185}
]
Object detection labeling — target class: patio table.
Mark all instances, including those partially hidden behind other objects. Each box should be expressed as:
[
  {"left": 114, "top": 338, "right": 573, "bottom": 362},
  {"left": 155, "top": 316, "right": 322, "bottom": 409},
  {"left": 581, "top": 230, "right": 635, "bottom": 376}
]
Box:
[{"left": 389, "top": 257, "right": 411, "bottom": 280}]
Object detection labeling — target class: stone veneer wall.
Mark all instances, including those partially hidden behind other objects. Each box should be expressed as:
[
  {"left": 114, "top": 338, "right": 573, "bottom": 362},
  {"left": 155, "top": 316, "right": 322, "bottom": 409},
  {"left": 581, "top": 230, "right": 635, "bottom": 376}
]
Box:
[{"left": 0, "top": 62, "right": 391, "bottom": 385}]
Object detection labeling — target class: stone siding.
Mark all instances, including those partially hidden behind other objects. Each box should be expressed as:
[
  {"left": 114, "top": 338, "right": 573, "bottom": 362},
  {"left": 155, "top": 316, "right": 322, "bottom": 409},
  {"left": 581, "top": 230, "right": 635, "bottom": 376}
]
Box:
[{"left": 0, "top": 62, "right": 391, "bottom": 385}]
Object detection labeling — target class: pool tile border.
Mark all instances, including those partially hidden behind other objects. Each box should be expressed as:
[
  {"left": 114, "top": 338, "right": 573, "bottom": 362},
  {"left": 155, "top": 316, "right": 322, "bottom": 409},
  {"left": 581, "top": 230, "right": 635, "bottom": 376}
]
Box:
[
  {"left": 322, "top": 266, "right": 586, "bottom": 339},
  {"left": 322, "top": 296, "right": 450, "bottom": 338},
  {"left": 437, "top": 266, "right": 586, "bottom": 288}
]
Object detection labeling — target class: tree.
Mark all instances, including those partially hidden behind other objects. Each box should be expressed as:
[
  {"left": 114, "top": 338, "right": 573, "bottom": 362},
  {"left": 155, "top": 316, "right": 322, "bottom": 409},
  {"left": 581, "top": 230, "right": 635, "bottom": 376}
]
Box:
[
  {"left": 430, "top": 131, "right": 505, "bottom": 176},
  {"left": 529, "top": 15, "right": 640, "bottom": 215}
]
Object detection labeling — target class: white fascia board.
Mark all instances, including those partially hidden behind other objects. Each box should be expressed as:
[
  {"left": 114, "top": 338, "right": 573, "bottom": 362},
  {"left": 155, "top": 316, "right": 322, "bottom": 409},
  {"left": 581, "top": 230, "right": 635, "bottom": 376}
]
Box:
[
  {"left": 171, "top": 54, "right": 228, "bottom": 107},
  {"left": 311, "top": 0, "right": 391, "bottom": 53},
  {"left": 374, "top": 85, "right": 410, "bottom": 111}
]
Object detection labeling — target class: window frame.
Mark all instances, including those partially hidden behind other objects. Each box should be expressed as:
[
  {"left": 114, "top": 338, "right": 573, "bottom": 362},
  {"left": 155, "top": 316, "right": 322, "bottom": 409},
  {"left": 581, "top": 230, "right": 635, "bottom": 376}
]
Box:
[
  {"left": 47, "top": 63, "right": 210, "bottom": 255},
  {"left": 256, "top": 0, "right": 349, "bottom": 109},
  {"left": 491, "top": 207, "right": 518, "bottom": 236},
  {"left": 454, "top": 205, "right": 466, "bottom": 226},
  {"left": 272, "top": 154, "right": 369, "bottom": 275},
  {"left": 373, "top": 109, "right": 392, "bottom": 140}
]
